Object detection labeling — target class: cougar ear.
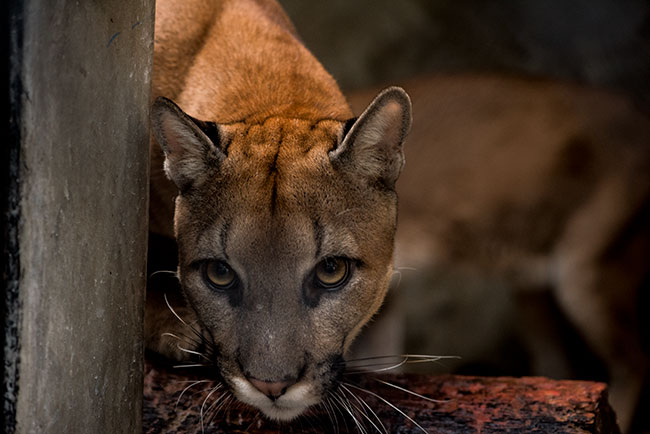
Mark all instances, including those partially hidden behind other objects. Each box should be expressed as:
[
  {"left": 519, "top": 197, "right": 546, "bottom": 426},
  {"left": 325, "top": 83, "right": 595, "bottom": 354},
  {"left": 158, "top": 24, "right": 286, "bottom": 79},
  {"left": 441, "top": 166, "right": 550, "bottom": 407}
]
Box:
[
  {"left": 151, "top": 97, "right": 225, "bottom": 192},
  {"left": 330, "top": 87, "right": 412, "bottom": 188}
]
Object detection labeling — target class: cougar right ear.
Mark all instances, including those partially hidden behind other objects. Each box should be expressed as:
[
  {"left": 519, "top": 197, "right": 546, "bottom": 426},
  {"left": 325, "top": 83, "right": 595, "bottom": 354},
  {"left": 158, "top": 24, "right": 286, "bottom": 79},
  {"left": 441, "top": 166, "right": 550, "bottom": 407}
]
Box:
[
  {"left": 151, "top": 97, "right": 225, "bottom": 192},
  {"left": 330, "top": 87, "right": 412, "bottom": 189}
]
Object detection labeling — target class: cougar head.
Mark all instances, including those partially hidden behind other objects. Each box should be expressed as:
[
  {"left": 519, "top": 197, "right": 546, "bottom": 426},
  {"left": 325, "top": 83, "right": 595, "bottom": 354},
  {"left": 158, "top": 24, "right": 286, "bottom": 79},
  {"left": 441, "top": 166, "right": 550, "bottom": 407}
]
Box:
[{"left": 151, "top": 87, "right": 411, "bottom": 420}]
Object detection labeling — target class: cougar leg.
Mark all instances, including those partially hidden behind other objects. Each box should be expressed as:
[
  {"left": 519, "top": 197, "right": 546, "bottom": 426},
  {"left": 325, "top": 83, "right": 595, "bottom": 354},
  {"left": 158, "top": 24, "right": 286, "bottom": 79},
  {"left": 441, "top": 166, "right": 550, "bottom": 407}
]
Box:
[{"left": 554, "top": 177, "right": 649, "bottom": 432}]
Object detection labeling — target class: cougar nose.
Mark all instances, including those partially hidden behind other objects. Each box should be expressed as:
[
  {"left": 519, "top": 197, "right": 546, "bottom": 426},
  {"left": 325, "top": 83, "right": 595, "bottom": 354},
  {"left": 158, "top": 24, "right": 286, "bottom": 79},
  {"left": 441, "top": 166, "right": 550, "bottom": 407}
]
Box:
[{"left": 248, "top": 377, "right": 293, "bottom": 400}]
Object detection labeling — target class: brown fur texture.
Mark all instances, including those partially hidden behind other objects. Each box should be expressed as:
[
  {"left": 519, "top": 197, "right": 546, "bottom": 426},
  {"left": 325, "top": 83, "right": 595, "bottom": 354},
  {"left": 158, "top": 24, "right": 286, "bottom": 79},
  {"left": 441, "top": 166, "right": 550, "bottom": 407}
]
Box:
[{"left": 147, "top": 0, "right": 411, "bottom": 421}]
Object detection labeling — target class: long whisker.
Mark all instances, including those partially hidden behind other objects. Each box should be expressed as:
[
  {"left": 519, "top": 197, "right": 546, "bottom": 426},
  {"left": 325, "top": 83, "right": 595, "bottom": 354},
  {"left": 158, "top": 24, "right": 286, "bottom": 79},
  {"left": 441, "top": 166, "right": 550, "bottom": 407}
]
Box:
[
  {"left": 162, "top": 335, "right": 211, "bottom": 361},
  {"left": 339, "top": 391, "right": 374, "bottom": 434},
  {"left": 344, "top": 382, "right": 430, "bottom": 434},
  {"left": 173, "top": 363, "right": 207, "bottom": 368},
  {"left": 354, "top": 391, "right": 389, "bottom": 434},
  {"left": 163, "top": 294, "right": 216, "bottom": 358},
  {"left": 344, "top": 354, "right": 461, "bottom": 373},
  {"left": 164, "top": 293, "right": 189, "bottom": 326},
  {"left": 342, "top": 384, "right": 387, "bottom": 434},
  {"left": 171, "top": 379, "right": 215, "bottom": 384},
  {"left": 208, "top": 394, "right": 234, "bottom": 428},
  {"left": 406, "top": 358, "right": 457, "bottom": 364},
  {"left": 332, "top": 395, "right": 346, "bottom": 434},
  {"left": 394, "top": 354, "right": 461, "bottom": 360},
  {"left": 175, "top": 343, "right": 211, "bottom": 361},
  {"left": 200, "top": 385, "right": 222, "bottom": 434},
  {"left": 160, "top": 332, "right": 205, "bottom": 352},
  {"left": 324, "top": 396, "right": 341, "bottom": 434},
  {"left": 174, "top": 379, "right": 211, "bottom": 410},
  {"left": 345, "top": 354, "right": 460, "bottom": 363},
  {"left": 202, "top": 388, "right": 228, "bottom": 427},
  {"left": 374, "top": 379, "right": 449, "bottom": 403},
  {"left": 332, "top": 389, "right": 366, "bottom": 434},
  {"left": 345, "top": 358, "right": 456, "bottom": 374},
  {"left": 161, "top": 332, "right": 183, "bottom": 340},
  {"left": 321, "top": 398, "right": 339, "bottom": 434},
  {"left": 340, "top": 384, "right": 386, "bottom": 434},
  {"left": 344, "top": 356, "right": 409, "bottom": 374},
  {"left": 183, "top": 323, "right": 213, "bottom": 352},
  {"left": 149, "top": 269, "right": 179, "bottom": 278}
]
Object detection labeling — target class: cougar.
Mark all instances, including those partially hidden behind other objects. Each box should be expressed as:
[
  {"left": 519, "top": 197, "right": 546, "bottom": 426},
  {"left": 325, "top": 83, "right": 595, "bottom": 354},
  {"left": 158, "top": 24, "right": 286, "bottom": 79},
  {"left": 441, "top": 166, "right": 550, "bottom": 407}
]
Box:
[{"left": 146, "top": 0, "right": 411, "bottom": 421}]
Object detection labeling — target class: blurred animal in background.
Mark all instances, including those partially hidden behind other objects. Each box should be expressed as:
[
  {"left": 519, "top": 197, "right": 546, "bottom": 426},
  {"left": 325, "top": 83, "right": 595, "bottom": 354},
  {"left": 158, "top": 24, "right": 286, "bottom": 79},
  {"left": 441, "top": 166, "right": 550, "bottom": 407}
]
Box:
[{"left": 348, "top": 74, "right": 650, "bottom": 432}]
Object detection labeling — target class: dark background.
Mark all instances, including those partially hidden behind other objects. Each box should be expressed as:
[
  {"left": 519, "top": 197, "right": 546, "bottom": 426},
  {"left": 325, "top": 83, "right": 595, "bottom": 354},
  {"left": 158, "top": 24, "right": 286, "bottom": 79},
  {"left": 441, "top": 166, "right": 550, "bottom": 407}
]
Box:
[{"left": 280, "top": 0, "right": 650, "bottom": 110}]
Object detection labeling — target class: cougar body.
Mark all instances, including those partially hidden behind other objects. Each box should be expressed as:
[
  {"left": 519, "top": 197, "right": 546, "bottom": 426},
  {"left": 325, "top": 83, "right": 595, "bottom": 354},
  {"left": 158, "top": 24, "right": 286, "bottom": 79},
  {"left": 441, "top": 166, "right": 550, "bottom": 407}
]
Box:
[{"left": 348, "top": 75, "right": 650, "bottom": 432}]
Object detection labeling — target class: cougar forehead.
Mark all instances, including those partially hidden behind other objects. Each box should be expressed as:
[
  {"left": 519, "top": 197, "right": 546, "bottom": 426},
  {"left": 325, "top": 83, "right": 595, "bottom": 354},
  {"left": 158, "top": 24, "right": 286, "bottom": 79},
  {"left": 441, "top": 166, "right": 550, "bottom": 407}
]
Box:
[
  {"left": 176, "top": 117, "right": 397, "bottom": 257},
  {"left": 222, "top": 118, "right": 346, "bottom": 212}
]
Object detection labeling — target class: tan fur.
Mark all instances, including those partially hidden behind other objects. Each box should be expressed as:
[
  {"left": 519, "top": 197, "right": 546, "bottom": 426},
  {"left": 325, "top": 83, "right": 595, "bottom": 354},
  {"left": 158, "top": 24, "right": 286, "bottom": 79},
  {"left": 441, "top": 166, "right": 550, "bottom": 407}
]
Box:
[
  {"left": 147, "top": 0, "right": 411, "bottom": 421},
  {"left": 348, "top": 74, "right": 650, "bottom": 432}
]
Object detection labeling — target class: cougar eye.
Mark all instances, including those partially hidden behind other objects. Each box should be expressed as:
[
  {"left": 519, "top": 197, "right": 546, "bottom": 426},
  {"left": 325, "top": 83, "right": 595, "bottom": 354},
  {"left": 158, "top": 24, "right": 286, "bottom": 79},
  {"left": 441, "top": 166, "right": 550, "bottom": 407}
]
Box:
[
  {"left": 202, "top": 260, "right": 237, "bottom": 290},
  {"left": 314, "top": 257, "right": 350, "bottom": 289}
]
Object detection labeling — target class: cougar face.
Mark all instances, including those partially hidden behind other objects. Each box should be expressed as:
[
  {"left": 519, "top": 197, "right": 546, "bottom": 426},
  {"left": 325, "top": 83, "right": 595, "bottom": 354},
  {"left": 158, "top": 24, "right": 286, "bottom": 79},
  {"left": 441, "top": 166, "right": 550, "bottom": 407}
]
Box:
[{"left": 152, "top": 89, "right": 411, "bottom": 420}]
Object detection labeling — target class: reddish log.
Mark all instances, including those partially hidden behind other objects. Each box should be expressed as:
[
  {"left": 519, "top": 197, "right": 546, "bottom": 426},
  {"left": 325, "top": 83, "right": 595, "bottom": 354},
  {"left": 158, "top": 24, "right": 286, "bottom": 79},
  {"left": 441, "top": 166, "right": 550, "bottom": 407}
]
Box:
[{"left": 144, "top": 358, "right": 619, "bottom": 433}]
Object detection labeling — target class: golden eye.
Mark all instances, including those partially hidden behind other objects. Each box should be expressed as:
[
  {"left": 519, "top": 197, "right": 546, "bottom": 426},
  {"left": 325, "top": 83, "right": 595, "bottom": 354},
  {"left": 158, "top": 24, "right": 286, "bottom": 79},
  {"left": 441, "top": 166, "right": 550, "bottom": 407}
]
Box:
[
  {"left": 203, "top": 260, "right": 236, "bottom": 290},
  {"left": 315, "top": 257, "right": 350, "bottom": 289}
]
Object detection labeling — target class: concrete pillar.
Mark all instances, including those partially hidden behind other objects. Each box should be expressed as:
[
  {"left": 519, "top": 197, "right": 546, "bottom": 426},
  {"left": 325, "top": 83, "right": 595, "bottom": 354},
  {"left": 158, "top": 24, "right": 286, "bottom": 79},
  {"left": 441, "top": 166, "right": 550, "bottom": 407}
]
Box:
[{"left": 3, "top": 1, "right": 153, "bottom": 432}]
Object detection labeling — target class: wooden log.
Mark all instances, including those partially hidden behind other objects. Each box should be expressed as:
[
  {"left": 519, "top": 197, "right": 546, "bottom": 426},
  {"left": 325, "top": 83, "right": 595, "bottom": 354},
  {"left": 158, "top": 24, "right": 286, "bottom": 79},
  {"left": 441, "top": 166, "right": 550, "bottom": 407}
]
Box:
[{"left": 143, "top": 357, "right": 619, "bottom": 433}]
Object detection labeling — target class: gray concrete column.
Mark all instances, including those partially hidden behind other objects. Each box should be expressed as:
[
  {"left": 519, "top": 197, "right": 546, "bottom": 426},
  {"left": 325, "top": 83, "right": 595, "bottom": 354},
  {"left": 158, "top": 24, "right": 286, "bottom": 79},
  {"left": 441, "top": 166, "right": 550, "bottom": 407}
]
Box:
[{"left": 3, "top": 1, "right": 154, "bottom": 432}]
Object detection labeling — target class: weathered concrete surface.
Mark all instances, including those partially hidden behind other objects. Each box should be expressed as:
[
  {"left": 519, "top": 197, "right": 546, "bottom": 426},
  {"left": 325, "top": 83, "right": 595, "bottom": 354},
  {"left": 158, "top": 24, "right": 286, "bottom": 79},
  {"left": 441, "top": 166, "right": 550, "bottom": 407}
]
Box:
[{"left": 10, "top": 1, "right": 154, "bottom": 433}]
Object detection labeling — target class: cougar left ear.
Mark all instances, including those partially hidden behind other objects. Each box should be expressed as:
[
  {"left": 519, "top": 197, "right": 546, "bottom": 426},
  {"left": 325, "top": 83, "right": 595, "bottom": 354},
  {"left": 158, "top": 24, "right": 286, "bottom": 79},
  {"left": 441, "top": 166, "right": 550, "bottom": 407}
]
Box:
[
  {"left": 330, "top": 87, "right": 412, "bottom": 188},
  {"left": 151, "top": 97, "right": 225, "bottom": 192}
]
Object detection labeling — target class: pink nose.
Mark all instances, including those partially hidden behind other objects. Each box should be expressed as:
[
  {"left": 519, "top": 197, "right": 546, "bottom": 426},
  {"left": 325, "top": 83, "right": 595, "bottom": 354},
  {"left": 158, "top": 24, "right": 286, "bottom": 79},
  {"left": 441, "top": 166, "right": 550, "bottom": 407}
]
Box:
[{"left": 248, "top": 378, "right": 292, "bottom": 400}]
